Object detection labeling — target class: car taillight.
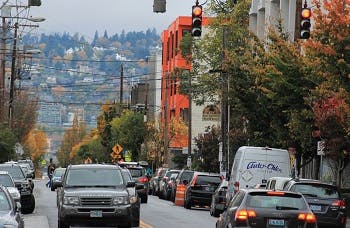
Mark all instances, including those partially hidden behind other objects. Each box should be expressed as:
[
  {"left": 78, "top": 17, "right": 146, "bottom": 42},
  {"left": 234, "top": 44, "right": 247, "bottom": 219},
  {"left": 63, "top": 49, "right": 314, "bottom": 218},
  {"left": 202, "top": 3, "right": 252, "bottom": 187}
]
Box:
[
  {"left": 298, "top": 213, "right": 316, "bottom": 223},
  {"left": 332, "top": 200, "right": 346, "bottom": 209},
  {"left": 267, "top": 191, "right": 285, "bottom": 196},
  {"left": 235, "top": 210, "right": 256, "bottom": 221},
  {"left": 139, "top": 177, "right": 148, "bottom": 183},
  {"left": 234, "top": 181, "right": 239, "bottom": 194}
]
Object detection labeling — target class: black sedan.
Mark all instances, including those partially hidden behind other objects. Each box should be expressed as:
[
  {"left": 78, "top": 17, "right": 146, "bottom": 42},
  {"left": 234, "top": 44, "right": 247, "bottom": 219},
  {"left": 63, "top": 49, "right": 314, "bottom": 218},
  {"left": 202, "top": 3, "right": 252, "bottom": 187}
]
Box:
[
  {"left": 0, "top": 185, "right": 24, "bottom": 228},
  {"left": 216, "top": 189, "right": 317, "bottom": 228}
]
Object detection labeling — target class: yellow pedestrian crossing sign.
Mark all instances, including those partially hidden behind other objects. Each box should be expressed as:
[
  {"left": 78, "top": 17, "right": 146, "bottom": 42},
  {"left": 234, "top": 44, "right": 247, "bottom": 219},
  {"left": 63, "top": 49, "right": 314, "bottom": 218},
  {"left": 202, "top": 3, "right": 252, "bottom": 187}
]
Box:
[{"left": 111, "top": 144, "right": 123, "bottom": 159}]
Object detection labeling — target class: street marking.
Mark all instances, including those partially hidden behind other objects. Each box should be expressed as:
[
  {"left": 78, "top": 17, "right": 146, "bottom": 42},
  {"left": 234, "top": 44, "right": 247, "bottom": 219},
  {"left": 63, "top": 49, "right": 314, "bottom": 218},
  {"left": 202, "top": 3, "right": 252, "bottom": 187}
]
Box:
[{"left": 140, "top": 220, "right": 153, "bottom": 228}]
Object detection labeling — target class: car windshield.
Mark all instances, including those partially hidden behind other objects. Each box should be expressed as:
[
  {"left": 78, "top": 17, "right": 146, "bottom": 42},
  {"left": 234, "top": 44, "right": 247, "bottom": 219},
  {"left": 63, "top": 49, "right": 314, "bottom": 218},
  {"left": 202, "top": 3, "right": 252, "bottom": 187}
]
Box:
[
  {"left": 0, "top": 175, "right": 14, "bottom": 187},
  {"left": 247, "top": 192, "right": 307, "bottom": 210},
  {"left": 293, "top": 183, "right": 340, "bottom": 199},
  {"left": 65, "top": 168, "right": 123, "bottom": 187},
  {"left": 121, "top": 170, "right": 132, "bottom": 182},
  {"left": 53, "top": 169, "right": 65, "bottom": 177},
  {"left": 128, "top": 168, "right": 143, "bottom": 177},
  {"left": 0, "top": 166, "right": 24, "bottom": 179},
  {"left": 196, "top": 175, "right": 222, "bottom": 186},
  {"left": 0, "top": 192, "right": 10, "bottom": 211}
]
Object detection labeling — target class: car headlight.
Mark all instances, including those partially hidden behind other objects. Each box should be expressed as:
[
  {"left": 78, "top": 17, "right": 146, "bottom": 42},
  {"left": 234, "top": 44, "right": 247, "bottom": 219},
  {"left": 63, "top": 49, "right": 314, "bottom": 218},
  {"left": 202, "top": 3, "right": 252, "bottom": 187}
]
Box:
[
  {"left": 63, "top": 196, "right": 79, "bottom": 205},
  {"left": 11, "top": 191, "right": 20, "bottom": 200},
  {"left": 129, "top": 196, "right": 138, "bottom": 204},
  {"left": 113, "top": 196, "right": 128, "bottom": 205},
  {"left": 2, "top": 222, "right": 18, "bottom": 228},
  {"left": 21, "top": 183, "right": 30, "bottom": 189}
]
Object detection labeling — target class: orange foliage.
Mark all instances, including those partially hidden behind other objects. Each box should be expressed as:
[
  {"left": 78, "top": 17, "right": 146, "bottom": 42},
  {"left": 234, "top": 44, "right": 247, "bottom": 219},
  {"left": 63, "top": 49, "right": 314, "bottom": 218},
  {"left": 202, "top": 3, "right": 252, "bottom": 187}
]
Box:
[{"left": 24, "top": 129, "right": 47, "bottom": 161}]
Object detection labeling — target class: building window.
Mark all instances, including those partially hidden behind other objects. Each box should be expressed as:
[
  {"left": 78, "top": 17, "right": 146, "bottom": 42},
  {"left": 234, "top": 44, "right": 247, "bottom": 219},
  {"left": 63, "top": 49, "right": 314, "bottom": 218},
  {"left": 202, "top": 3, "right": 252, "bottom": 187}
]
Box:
[
  {"left": 167, "top": 38, "right": 170, "bottom": 61},
  {"left": 175, "top": 30, "right": 178, "bottom": 50},
  {"left": 180, "top": 108, "right": 189, "bottom": 124},
  {"left": 170, "top": 109, "right": 176, "bottom": 118},
  {"left": 174, "top": 78, "right": 177, "bottom": 95}
]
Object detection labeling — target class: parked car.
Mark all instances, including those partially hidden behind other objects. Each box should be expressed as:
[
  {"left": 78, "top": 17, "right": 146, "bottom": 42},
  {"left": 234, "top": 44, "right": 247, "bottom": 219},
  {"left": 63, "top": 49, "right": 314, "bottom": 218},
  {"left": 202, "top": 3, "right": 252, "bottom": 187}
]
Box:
[
  {"left": 149, "top": 167, "right": 168, "bottom": 196},
  {"left": 0, "top": 185, "right": 24, "bottom": 228},
  {"left": 158, "top": 169, "right": 180, "bottom": 200},
  {"left": 50, "top": 167, "right": 66, "bottom": 191},
  {"left": 18, "top": 163, "right": 34, "bottom": 179},
  {"left": 184, "top": 171, "right": 223, "bottom": 209},
  {"left": 56, "top": 164, "right": 139, "bottom": 228},
  {"left": 210, "top": 180, "right": 228, "bottom": 217},
  {"left": 216, "top": 189, "right": 317, "bottom": 228},
  {"left": 17, "top": 159, "right": 35, "bottom": 178},
  {"left": 0, "top": 172, "right": 21, "bottom": 203},
  {"left": 119, "top": 162, "right": 149, "bottom": 203},
  {"left": 0, "top": 163, "right": 35, "bottom": 214},
  {"left": 283, "top": 178, "right": 347, "bottom": 228},
  {"left": 170, "top": 169, "right": 194, "bottom": 202}
]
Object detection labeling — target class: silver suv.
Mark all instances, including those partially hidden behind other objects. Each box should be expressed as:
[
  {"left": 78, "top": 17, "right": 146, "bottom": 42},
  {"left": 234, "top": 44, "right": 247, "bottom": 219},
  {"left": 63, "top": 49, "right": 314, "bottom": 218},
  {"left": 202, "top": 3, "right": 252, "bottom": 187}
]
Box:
[{"left": 57, "top": 164, "right": 139, "bottom": 228}]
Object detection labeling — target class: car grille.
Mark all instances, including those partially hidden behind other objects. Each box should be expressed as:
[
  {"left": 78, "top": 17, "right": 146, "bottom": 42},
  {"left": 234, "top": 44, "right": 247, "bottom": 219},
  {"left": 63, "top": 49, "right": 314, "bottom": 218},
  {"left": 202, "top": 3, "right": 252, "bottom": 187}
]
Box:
[{"left": 80, "top": 197, "right": 112, "bottom": 206}]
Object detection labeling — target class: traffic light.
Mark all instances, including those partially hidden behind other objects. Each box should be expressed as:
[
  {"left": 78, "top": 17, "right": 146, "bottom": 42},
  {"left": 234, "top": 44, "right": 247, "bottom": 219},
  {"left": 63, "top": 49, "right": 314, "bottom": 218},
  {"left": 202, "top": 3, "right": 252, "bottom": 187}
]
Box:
[
  {"left": 300, "top": 6, "right": 311, "bottom": 39},
  {"left": 28, "top": 0, "right": 41, "bottom": 6},
  {"left": 191, "top": 5, "right": 202, "bottom": 37}
]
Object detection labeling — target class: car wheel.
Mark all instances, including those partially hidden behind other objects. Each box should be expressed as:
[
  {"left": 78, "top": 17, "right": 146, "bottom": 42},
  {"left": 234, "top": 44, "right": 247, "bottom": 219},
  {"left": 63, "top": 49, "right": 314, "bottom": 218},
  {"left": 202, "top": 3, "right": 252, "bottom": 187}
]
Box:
[
  {"left": 141, "top": 195, "right": 148, "bottom": 203},
  {"left": 51, "top": 186, "right": 55, "bottom": 191},
  {"left": 58, "top": 218, "right": 69, "bottom": 228},
  {"left": 22, "top": 195, "right": 35, "bottom": 214},
  {"left": 119, "top": 222, "right": 132, "bottom": 228},
  {"left": 185, "top": 197, "right": 191, "bottom": 209},
  {"left": 212, "top": 208, "right": 220, "bottom": 217}
]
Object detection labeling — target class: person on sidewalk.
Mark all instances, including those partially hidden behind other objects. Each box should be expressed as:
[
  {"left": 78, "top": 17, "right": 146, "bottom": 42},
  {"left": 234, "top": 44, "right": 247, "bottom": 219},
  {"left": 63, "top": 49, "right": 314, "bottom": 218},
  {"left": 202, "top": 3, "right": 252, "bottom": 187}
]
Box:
[{"left": 46, "top": 158, "right": 56, "bottom": 188}]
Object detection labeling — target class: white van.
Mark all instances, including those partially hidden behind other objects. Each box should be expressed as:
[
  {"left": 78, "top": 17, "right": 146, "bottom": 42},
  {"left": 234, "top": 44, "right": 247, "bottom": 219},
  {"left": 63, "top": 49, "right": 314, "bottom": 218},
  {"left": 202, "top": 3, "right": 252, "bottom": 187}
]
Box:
[{"left": 227, "top": 146, "right": 291, "bottom": 200}]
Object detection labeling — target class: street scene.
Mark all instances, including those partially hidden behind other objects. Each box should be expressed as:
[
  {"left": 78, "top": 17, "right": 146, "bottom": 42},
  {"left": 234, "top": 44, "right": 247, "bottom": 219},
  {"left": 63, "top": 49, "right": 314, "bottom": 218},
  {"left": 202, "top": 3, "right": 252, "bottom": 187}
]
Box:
[{"left": 0, "top": 0, "right": 349, "bottom": 227}]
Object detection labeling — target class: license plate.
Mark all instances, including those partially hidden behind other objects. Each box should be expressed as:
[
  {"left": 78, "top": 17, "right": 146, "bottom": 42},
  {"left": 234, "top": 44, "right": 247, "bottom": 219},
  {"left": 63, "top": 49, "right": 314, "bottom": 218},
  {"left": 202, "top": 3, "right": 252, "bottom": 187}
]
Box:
[
  {"left": 310, "top": 205, "right": 322, "bottom": 211},
  {"left": 205, "top": 186, "right": 215, "bottom": 191},
  {"left": 90, "top": 210, "right": 102, "bottom": 217},
  {"left": 268, "top": 219, "right": 285, "bottom": 226}
]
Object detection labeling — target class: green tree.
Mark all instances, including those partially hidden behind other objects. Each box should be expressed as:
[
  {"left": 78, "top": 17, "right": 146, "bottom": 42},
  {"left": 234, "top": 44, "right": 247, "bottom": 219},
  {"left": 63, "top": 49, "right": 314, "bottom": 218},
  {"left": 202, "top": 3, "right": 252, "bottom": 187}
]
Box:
[
  {"left": 111, "top": 110, "right": 146, "bottom": 161},
  {"left": 0, "top": 124, "right": 17, "bottom": 162}
]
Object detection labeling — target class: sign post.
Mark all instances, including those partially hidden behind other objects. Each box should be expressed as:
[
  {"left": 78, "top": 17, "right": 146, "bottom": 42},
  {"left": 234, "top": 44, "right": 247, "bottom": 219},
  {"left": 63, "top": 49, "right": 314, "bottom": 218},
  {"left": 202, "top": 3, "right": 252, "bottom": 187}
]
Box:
[{"left": 317, "top": 140, "right": 325, "bottom": 180}]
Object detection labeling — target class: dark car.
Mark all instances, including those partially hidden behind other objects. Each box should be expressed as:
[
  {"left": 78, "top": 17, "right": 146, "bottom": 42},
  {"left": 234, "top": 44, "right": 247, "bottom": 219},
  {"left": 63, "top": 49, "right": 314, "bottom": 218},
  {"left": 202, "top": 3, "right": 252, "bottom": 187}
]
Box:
[
  {"left": 119, "top": 162, "right": 149, "bottom": 203},
  {"left": 170, "top": 169, "right": 194, "bottom": 202},
  {"left": 184, "top": 171, "right": 223, "bottom": 209},
  {"left": 216, "top": 189, "right": 317, "bottom": 228},
  {"left": 0, "top": 185, "right": 24, "bottom": 228},
  {"left": 158, "top": 169, "right": 180, "bottom": 200},
  {"left": 149, "top": 167, "right": 168, "bottom": 196},
  {"left": 210, "top": 180, "right": 228, "bottom": 217},
  {"left": 57, "top": 164, "right": 139, "bottom": 228},
  {"left": 50, "top": 167, "right": 66, "bottom": 191},
  {"left": 284, "top": 178, "right": 347, "bottom": 228},
  {"left": 17, "top": 159, "right": 35, "bottom": 179},
  {"left": 0, "top": 163, "right": 35, "bottom": 214},
  {"left": 0, "top": 172, "right": 21, "bottom": 203}
]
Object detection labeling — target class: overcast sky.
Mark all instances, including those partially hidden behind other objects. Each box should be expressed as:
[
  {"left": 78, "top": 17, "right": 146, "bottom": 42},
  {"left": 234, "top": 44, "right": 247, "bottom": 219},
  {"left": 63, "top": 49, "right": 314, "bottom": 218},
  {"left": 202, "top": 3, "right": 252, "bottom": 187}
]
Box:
[{"left": 29, "top": 0, "right": 196, "bottom": 40}]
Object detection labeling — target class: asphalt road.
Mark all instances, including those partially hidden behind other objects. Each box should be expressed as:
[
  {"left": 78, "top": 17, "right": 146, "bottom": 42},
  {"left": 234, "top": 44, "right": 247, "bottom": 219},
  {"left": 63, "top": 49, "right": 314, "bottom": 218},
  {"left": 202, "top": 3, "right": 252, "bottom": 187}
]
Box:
[{"left": 23, "top": 178, "right": 217, "bottom": 228}]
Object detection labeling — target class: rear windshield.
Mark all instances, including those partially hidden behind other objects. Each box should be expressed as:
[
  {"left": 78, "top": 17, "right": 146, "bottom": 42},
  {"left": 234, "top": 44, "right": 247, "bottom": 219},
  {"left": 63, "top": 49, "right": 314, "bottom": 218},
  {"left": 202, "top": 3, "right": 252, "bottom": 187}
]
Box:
[
  {"left": 247, "top": 192, "right": 307, "bottom": 210},
  {"left": 128, "top": 168, "right": 144, "bottom": 177},
  {"left": 54, "top": 169, "right": 66, "bottom": 177},
  {"left": 180, "top": 171, "right": 194, "bottom": 182},
  {"left": 65, "top": 168, "right": 123, "bottom": 186},
  {"left": 292, "top": 183, "right": 340, "bottom": 199},
  {"left": 196, "top": 175, "right": 222, "bottom": 186},
  {"left": 0, "top": 166, "right": 24, "bottom": 179},
  {"left": 0, "top": 175, "right": 14, "bottom": 187}
]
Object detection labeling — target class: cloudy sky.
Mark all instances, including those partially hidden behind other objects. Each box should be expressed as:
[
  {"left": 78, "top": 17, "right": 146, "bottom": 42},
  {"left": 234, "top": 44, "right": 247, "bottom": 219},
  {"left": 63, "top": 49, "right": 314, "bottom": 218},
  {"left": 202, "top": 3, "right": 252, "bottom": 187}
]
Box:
[{"left": 29, "top": 0, "right": 196, "bottom": 39}]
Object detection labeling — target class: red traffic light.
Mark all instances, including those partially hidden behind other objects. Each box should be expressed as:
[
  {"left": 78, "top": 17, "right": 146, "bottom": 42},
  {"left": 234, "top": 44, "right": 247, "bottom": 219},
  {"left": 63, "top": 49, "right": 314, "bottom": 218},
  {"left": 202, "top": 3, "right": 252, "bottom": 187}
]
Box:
[
  {"left": 301, "top": 8, "right": 311, "bottom": 19},
  {"left": 192, "top": 6, "right": 202, "bottom": 17}
]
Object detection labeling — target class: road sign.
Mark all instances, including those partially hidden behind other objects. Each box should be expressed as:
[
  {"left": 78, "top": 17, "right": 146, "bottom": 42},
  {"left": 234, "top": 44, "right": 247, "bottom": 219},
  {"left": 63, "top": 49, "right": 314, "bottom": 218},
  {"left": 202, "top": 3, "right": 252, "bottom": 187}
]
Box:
[
  {"left": 111, "top": 144, "right": 123, "bottom": 159},
  {"left": 317, "top": 140, "right": 325, "bottom": 156}
]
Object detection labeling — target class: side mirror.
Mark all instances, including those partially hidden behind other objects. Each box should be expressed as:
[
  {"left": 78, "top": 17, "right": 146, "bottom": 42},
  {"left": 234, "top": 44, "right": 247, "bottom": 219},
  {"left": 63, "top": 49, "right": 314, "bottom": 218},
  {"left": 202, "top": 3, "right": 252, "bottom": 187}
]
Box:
[
  {"left": 15, "top": 202, "right": 21, "bottom": 212},
  {"left": 126, "top": 181, "right": 136, "bottom": 188}
]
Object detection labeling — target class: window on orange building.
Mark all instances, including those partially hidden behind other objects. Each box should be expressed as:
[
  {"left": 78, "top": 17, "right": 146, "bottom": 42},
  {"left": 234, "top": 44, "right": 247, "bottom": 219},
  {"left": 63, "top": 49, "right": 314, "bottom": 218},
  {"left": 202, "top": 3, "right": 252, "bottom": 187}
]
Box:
[
  {"left": 180, "top": 108, "right": 189, "bottom": 124},
  {"left": 175, "top": 30, "right": 178, "bottom": 52}
]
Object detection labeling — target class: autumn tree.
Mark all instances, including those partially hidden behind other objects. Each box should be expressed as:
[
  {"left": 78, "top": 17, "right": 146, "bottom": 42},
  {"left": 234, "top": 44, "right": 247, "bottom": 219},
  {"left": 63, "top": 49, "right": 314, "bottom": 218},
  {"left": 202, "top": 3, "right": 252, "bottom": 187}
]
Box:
[{"left": 23, "top": 129, "right": 48, "bottom": 165}]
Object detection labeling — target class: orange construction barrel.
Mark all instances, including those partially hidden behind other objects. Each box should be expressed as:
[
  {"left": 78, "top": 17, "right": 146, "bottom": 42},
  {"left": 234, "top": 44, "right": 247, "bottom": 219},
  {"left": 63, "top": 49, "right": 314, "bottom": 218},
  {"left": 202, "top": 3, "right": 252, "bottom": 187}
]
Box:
[{"left": 174, "top": 184, "right": 185, "bottom": 206}]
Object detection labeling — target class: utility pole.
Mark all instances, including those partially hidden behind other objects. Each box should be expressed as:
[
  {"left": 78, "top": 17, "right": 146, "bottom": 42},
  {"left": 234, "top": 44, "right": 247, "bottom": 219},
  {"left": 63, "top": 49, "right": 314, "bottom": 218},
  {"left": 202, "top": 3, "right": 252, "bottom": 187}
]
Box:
[
  {"left": 8, "top": 22, "right": 18, "bottom": 128},
  {"left": 119, "top": 63, "right": 124, "bottom": 115},
  {"left": 163, "top": 72, "right": 169, "bottom": 166},
  {"left": 221, "top": 26, "right": 228, "bottom": 175},
  {"left": 0, "top": 17, "right": 6, "bottom": 121},
  {"left": 188, "top": 72, "right": 192, "bottom": 169}
]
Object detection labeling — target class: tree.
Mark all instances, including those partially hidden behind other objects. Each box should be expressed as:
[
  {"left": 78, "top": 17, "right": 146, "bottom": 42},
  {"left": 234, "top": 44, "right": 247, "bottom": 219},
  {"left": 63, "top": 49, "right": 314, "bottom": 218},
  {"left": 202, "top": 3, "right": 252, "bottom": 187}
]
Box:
[
  {"left": 24, "top": 129, "right": 47, "bottom": 164},
  {"left": 0, "top": 124, "right": 17, "bottom": 162},
  {"left": 111, "top": 110, "right": 145, "bottom": 161}
]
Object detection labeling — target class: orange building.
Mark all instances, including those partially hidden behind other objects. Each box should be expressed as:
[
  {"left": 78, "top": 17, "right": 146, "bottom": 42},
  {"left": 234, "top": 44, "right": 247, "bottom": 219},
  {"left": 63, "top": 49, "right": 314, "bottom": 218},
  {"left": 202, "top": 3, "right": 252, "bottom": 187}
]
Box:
[{"left": 161, "top": 16, "right": 211, "bottom": 157}]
